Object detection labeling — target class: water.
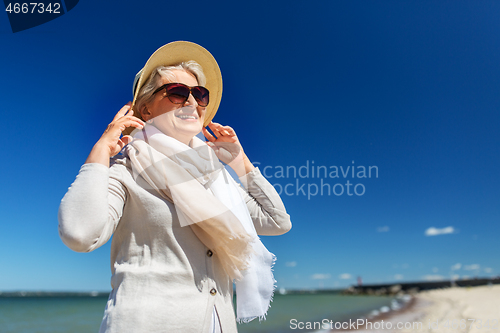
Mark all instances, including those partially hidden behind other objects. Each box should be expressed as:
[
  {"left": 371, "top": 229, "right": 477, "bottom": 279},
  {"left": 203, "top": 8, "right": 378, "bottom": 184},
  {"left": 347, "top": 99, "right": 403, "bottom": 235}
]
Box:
[
  {"left": 0, "top": 296, "right": 106, "bottom": 333},
  {"left": 0, "top": 293, "right": 396, "bottom": 332},
  {"left": 237, "top": 293, "right": 395, "bottom": 333}
]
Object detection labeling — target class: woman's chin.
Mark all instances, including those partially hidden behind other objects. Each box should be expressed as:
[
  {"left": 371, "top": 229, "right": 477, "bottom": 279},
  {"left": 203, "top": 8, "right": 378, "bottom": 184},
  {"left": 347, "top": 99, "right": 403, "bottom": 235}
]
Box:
[{"left": 169, "top": 122, "right": 202, "bottom": 141}]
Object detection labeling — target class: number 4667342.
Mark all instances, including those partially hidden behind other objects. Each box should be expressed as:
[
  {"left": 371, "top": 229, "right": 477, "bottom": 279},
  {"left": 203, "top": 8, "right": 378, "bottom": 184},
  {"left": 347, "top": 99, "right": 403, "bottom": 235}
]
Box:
[{"left": 5, "top": 3, "right": 61, "bottom": 14}]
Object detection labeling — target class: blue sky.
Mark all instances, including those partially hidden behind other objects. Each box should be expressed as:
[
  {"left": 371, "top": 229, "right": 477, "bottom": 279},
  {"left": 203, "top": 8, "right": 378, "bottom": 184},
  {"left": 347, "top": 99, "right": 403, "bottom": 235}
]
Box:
[{"left": 1, "top": 0, "right": 499, "bottom": 291}]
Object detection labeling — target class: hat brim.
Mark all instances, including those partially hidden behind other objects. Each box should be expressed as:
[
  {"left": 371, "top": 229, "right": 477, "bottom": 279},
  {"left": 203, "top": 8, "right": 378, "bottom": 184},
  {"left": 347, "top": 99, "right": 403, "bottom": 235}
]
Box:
[{"left": 122, "top": 41, "right": 222, "bottom": 136}]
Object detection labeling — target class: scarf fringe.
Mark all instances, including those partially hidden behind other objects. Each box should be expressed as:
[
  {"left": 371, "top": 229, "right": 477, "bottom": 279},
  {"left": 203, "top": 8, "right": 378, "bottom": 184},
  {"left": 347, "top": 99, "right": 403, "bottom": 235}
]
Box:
[{"left": 236, "top": 252, "right": 277, "bottom": 324}]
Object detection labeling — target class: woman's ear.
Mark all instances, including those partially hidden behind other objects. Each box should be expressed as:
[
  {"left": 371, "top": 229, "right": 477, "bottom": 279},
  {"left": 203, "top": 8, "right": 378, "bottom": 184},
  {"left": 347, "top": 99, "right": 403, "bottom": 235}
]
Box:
[{"left": 139, "top": 105, "right": 150, "bottom": 121}]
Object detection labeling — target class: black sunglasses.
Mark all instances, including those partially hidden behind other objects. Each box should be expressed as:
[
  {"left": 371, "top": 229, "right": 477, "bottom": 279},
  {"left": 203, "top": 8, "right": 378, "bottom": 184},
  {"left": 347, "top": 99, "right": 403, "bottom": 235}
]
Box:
[{"left": 152, "top": 83, "right": 209, "bottom": 107}]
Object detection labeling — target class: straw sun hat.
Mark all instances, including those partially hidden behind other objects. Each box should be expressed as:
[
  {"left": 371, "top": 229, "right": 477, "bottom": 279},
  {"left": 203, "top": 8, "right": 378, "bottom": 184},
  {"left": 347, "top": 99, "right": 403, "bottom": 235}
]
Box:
[{"left": 122, "top": 41, "right": 222, "bottom": 135}]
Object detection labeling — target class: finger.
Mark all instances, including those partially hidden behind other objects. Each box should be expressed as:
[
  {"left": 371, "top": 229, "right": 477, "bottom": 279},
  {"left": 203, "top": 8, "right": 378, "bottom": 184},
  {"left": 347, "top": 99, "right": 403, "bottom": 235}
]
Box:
[
  {"left": 208, "top": 122, "right": 222, "bottom": 130},
  {"left": 113, "top": 103, "right": 133, "bottom": 121},
  {"left": 218, "top": 127, "right": 232, "bottom": 137},
  {"left": 106, "top": 118, "right": 144, "bottom": 137},
  {"left": 121, "top": 135, "right": 133, "bottom": 146},
  {"left": 115, "top": 122, "right": 144, "bottom": 134},
  {"left": 114, "top": 115, "right": 145, "bottom": 130},
  {"left": 116, "top": 138, "right": 127, "bottom": 152},
  {"left": 210, "top": 122, "right": 235, "bottom": 137},
  {"left": 202, "top": 127, "right": 216, "bottom": 142},
  {"left": 208, "top": 122, "right": 223, "bottom": 136},
  {"left": 207, "top": 130, "right": 221, "bottom": 140},
  {"left": 119, "top": 115, "right": 145, "bottom": 126},
  {"left": 211, "top": 122, "right": 232, "bottom": 131}
]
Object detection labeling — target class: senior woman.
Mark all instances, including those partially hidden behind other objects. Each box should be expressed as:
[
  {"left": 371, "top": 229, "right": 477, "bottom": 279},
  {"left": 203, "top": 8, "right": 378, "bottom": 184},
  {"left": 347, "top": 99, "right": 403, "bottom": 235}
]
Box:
[{"left": 58, "top": 41, "right": 291, "bottom": 333}]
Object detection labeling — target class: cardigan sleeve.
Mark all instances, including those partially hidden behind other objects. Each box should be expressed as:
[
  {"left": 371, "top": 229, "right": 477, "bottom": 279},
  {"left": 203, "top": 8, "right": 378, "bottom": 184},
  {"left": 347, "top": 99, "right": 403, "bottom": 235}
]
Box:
[
  {"left": 237, "top": 167, "right": 291, "bottom": 236},
  {"left": 58, "top": 162, "right": 126, "bottom": 252}
]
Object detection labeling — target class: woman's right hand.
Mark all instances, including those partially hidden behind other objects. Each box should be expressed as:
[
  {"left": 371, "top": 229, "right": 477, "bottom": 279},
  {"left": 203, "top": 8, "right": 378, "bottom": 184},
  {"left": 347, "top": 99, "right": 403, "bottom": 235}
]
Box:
[{"left": 85, "top": 102, "right": 145, "bottom": 167}]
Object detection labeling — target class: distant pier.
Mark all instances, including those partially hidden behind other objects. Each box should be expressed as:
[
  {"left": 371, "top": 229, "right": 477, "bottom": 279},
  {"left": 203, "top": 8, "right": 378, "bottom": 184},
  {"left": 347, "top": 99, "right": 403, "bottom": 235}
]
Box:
[{"left": 343, "top": 277, "right": 500, "bottom": 295}]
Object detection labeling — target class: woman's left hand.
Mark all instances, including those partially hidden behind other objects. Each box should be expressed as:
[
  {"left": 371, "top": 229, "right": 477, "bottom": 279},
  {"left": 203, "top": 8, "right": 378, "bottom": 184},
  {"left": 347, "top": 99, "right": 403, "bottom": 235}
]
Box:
[{"left": 202, "top": 122, "right": 255, "bottom": 176}]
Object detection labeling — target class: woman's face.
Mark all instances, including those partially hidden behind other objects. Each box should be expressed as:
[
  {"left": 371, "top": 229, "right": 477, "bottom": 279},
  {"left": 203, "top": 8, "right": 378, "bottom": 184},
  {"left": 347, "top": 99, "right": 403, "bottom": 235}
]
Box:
[{"left": 142, "top": 69, "right": 206, "bottom": 145}]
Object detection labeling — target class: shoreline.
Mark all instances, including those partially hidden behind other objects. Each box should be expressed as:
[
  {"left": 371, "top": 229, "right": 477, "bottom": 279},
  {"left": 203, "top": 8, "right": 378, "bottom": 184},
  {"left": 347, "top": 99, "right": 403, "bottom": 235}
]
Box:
[
  {"left": 328, "top": 284, "right": 500, "bottom": 333},
  {"left": 324, "top": 294, "right": 426, "bottom": 332}
]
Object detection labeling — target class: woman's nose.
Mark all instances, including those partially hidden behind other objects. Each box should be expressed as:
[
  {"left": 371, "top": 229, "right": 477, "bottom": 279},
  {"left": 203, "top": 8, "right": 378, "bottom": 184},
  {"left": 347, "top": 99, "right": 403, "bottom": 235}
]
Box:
[{"left": 183, "top": 93, "right": 198, "bottom": 107}]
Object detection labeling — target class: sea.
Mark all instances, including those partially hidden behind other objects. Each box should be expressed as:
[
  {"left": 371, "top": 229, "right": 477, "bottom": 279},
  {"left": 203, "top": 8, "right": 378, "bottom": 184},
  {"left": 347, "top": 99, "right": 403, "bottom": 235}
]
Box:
[{"left": 0, "top": 291, "right": 407, "bottom": 333}]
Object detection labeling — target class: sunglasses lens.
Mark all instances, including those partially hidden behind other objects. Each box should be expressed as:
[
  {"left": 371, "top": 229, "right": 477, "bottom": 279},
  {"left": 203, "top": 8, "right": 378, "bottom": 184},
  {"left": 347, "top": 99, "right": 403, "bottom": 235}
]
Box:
[
  {"left": 165, "top": 84, "right": 190, "bottom": 104},
  {"left": 162, "top": 84, "right": 209, "bottom": 107},
  {"left": 192, "top": 87, "right": 209, "bottom": 107}
]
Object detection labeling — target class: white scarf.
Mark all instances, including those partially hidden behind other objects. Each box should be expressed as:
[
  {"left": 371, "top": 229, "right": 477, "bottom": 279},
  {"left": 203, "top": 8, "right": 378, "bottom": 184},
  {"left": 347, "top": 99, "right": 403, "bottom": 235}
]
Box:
[{"left": 124, "top": 124, "right": 276, "bottom": 322}]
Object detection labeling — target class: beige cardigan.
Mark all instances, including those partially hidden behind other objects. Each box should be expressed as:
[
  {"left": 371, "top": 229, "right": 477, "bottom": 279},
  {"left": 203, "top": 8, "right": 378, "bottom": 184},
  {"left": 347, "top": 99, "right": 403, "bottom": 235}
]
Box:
[{"left": 58, "top": 156, "right": 291, "bottom": 333}]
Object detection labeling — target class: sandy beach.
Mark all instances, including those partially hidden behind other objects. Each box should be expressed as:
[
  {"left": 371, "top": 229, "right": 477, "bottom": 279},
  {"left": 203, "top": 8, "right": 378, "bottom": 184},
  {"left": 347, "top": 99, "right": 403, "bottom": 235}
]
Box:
[{"left": 333, "top": 284, "right": 500, "bottom": 333}]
